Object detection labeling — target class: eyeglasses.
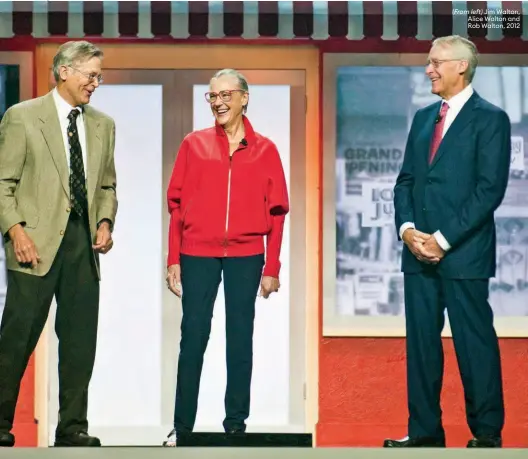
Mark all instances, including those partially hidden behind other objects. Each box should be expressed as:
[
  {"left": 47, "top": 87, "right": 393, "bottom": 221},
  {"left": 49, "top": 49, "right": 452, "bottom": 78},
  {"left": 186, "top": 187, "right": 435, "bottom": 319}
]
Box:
[
  {"left": 69, "top": 66, "right": 104, "bottom": 84},
  {"left": 205, "top": 90, "right": 246, "bottom": 104},
  {"left": 426, "top": 59, "right": 463, "bottom": 69}
]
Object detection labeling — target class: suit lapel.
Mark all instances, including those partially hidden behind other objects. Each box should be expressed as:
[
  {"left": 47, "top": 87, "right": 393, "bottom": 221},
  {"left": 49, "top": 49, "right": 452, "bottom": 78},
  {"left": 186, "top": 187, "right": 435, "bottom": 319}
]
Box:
[
  {"left": 428, "top": 92, "right": 478, "bottom": 171},
  {"left": 84, "top": 107, "right": 102, "bottom": 208},
  {"left": 39, "top": 92, "right": 70, "bottom": 198}
]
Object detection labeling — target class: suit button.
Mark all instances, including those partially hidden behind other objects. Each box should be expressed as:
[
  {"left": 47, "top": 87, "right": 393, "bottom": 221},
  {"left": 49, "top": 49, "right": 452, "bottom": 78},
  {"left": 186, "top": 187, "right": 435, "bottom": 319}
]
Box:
[
  {"left": 423, "top": 207, "right": 426, "bottom": 211},
  {"left": 60, "top": 230, "right": 65, "bottom": 235},
  {"left": 66, "top": 207, "right": 71, "bottom": 212}
]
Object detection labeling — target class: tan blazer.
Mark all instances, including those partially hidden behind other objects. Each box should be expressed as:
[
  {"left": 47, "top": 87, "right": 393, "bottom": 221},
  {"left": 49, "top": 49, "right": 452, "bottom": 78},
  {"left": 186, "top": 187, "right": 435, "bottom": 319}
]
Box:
[{"left": 0, "top": 91, "right": 117, "bottom": 278}]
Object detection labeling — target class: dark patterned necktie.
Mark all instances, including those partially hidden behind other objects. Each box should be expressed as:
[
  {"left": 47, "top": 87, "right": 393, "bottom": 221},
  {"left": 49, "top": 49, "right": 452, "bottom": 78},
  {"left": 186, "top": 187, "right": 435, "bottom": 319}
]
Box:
[{"left": 67, "top": 109, "right": 88, "bottom": 216}]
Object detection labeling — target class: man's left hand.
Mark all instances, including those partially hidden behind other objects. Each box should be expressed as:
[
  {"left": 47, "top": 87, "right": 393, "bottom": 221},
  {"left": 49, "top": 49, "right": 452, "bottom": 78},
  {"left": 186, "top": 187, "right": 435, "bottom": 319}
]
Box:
[
  {"left": 260, "top": 276, "right": 280, "bottom": 299},
  {"left": 93, "top": 221, "right": 113, "bottom": 254},
  {"left": 420, "top": 236, "right": 445, "bottom": 260}
]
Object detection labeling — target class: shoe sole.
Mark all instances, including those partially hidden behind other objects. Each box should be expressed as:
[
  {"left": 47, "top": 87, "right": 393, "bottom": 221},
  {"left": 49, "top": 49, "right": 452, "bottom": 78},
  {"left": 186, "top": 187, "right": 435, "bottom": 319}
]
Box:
[{"left": 54, "top": 441, "right": 101, "bottom": 447}]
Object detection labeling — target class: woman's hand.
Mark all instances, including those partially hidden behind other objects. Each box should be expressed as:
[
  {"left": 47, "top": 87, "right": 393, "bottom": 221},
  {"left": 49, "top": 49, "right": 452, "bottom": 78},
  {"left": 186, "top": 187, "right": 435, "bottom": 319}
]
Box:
[
  {"left": 166, "top": 264, "right": 182, "bottom": 297},
  {"left": 259, "top": 276, "right": 280, "bottom": 299}
]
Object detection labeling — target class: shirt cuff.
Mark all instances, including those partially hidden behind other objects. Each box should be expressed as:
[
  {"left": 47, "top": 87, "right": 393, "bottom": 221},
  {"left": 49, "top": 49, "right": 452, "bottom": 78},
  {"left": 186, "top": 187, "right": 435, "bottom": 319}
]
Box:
[
  {"left": 97, "top": 218, "right": 113, "bottom": 230},
  {"left": 399, "top": 222, "right": 415, "bottom": 240},
  {"left": 433, "top": 230, "right": 451, "bottom": 252}
]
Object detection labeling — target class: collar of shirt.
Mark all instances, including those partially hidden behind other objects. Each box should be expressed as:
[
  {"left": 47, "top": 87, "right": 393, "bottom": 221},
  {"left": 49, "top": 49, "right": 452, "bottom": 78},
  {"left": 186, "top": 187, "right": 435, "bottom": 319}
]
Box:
[
  {"left": 442, "top": 84, "right": 474, "bottom": 115},
  {"left": 52, "top": 87, "right": 83, "bottom": 122}
]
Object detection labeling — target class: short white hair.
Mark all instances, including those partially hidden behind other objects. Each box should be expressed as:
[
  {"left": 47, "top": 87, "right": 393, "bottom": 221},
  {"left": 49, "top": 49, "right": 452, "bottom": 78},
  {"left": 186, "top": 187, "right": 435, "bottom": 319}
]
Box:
[
  {"left": 432, "top": 35, "right": 479, "bottom": 82},
  {"left": 52, "top": 41, "right": 103, "bottom": 82},
  {"left": 211, "top": 68, "right": 249, "bottom": 113}
]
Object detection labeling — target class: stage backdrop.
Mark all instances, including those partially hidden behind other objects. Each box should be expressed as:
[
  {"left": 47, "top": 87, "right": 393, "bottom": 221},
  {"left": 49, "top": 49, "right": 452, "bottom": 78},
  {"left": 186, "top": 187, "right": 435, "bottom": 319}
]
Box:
[{"left": 323, "top": 53, "right": 528, "bottom": 337}]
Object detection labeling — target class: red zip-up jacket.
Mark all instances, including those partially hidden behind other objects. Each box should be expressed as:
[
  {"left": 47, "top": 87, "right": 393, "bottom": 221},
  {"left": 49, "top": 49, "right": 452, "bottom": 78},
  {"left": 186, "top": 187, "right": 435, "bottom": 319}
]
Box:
[{"left": 167, "top": 116, "right": 289, "bottom": 279}]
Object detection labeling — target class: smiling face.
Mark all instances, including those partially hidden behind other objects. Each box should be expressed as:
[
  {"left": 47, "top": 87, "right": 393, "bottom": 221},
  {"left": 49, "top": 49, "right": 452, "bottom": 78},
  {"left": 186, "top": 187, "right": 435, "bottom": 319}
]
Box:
[
  {"left": 58, "top": 56, "right": 102, "bottom": 107},
  {"left": 208, "top": 74, "right": 248, "bottom": 127},
  {"left": 426, "top": 44, "right": 469, "bottom": 100}
]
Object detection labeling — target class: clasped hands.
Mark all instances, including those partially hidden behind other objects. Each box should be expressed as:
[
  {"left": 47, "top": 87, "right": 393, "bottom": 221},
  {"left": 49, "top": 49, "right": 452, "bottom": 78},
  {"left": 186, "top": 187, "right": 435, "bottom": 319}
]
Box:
[{"left": 402, "top": 228, "right": 445, "bottom": 265}]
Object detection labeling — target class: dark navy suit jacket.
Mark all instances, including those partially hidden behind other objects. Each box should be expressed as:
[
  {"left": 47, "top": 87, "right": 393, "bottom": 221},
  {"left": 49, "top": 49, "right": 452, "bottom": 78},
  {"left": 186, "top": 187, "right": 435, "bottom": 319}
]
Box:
[{"left": 394, "top": 91, "right": 512, "bottom": 279}]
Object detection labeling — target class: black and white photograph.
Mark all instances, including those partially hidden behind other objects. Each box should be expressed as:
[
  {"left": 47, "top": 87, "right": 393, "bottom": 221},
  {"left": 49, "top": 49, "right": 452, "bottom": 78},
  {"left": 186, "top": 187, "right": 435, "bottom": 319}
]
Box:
[{"left": 334, "top": 64, "right": 528, "bottom": 318}]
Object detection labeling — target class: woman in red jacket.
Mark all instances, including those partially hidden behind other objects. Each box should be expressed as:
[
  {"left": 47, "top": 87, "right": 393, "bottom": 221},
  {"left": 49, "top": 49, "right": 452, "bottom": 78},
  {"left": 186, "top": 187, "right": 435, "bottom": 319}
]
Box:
[{"left": 163, "top": 69, "right": 289, "bottom": 446}]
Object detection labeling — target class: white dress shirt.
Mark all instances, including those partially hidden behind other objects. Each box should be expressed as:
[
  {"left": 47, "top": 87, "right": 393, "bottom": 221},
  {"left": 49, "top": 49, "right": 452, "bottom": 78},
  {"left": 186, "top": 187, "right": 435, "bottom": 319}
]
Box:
[
  {"left": 52, "top": 88, "right": 88, "bottom": 176},
  {"left": 399, "top": 84, "right": 474, "bottom": 252}
]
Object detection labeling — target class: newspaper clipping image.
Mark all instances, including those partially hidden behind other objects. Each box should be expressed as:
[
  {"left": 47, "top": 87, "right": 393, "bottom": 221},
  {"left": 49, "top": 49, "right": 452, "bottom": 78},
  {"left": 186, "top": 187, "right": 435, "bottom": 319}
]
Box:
[{"left": 335, "top": 66, "right": 528, "bottom": 318}]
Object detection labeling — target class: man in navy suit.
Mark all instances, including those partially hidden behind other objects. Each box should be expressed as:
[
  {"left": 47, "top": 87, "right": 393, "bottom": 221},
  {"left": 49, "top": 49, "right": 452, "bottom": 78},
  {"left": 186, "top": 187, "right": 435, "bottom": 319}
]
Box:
[{"left": 384, "top": 35, "right": 511, "bottom": 448}]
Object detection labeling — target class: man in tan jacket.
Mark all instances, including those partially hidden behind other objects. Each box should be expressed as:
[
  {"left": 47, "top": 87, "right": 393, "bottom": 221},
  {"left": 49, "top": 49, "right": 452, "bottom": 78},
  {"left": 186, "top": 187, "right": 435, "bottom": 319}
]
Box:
[{"left": 0, "top": 41, "right": 117, "bottom": 448}]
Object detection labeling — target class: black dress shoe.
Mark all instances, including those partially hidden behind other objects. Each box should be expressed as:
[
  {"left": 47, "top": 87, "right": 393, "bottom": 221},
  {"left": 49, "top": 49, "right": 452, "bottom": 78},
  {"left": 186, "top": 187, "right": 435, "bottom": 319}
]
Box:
[
  {"left": 467, "top": 436, "right": 502, "bottom": 448},
  {"left": 54, "top": 431, "right": 101, "bottom": 447},
  {"left": 0, "top": 432, "right": 15, "bottom": 447},
  {"left": 383, "top": 436, "right": 446, "bottom": 447},
  {"left": 226, "top": 426, "right": 246, "bottom": 434}
]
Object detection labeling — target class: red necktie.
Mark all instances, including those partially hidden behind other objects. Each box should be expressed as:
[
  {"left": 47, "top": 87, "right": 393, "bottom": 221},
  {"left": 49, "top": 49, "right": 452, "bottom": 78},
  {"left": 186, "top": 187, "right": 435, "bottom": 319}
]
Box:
[{"left": 429, "top": 102, "right": 449, "bottom": 164}]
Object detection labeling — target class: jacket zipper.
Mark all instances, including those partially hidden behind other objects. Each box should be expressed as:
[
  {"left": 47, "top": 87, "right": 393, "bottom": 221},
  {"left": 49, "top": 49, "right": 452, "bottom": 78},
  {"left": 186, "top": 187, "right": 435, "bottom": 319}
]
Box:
[
  {"left": 224, "top": 140, "right": 247, "bottom": 256},
  {"left": 224, "top": 155, "right": 232, "bottom": 256}
]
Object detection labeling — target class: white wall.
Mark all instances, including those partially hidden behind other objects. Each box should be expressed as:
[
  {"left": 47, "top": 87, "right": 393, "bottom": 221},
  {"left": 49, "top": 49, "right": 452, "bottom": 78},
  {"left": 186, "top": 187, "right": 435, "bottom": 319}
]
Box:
[{"left": 88, "top": 85, "right": 164, "bottom": 427}]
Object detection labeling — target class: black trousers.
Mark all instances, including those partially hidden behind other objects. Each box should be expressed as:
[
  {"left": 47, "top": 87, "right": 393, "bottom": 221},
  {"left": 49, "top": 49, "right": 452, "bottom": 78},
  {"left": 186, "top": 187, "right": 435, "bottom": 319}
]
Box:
[
  {"left": 173, "top": 253, "right": 264, "bottom": 433},
  {"left": 404, "top": 271, "right": 504, "bottom": 440},
  {"left": 0, "top": 212, "right": 99, "bottom": 437}
]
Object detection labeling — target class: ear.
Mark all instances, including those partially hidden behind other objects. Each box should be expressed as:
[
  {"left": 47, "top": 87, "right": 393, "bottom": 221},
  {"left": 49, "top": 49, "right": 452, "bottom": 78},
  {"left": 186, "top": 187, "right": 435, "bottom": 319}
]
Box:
[
  {"left": 458, "top": 60, "right": 469, "bottom": 76},
  {"left": 58, "top": 65, "right": 69, "bottom": 82},
  {"left": 241, "top": 91, "right": 249, "bottom": 107}
]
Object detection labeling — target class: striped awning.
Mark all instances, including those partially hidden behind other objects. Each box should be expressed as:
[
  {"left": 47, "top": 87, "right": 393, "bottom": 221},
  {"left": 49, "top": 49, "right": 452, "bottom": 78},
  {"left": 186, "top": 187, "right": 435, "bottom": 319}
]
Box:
[{"left": 0, "top": 1, "right": 526, "bottom": 41}]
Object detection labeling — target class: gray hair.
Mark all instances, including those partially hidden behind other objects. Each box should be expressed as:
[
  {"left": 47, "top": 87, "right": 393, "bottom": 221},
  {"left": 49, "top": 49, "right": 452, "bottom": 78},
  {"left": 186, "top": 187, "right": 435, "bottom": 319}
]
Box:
[
  {"left": 432, "top": 35, "right": 479, "bottom": 82},
  {"left": 52, "top": 41, "right": 103, "bottom": 82},
  {"left": 211, "top": 68, "right": 249, "bottom": 113}
]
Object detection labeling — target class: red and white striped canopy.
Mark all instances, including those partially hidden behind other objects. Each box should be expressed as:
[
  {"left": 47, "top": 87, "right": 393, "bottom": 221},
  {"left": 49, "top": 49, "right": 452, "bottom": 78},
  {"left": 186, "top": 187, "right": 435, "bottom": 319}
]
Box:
[{"left": 0, "top": 1, "right": 526, "bottom": 41}]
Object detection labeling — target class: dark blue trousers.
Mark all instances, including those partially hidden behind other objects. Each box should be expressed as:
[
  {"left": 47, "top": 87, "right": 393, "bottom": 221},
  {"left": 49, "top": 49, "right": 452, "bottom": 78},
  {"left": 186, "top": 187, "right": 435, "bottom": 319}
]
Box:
[
  {"left": 404, "top": 271, "right": 504, "bottom": 440},
  {"left": 173, "top": 253, "right": 264, "bottom": 434}
]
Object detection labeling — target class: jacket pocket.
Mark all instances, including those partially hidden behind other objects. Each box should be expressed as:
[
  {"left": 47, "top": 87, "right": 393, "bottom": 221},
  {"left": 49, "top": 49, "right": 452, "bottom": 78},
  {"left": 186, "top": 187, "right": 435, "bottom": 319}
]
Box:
[{"left": 24, "top": 214, "right": 39, "bottom": 229}]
